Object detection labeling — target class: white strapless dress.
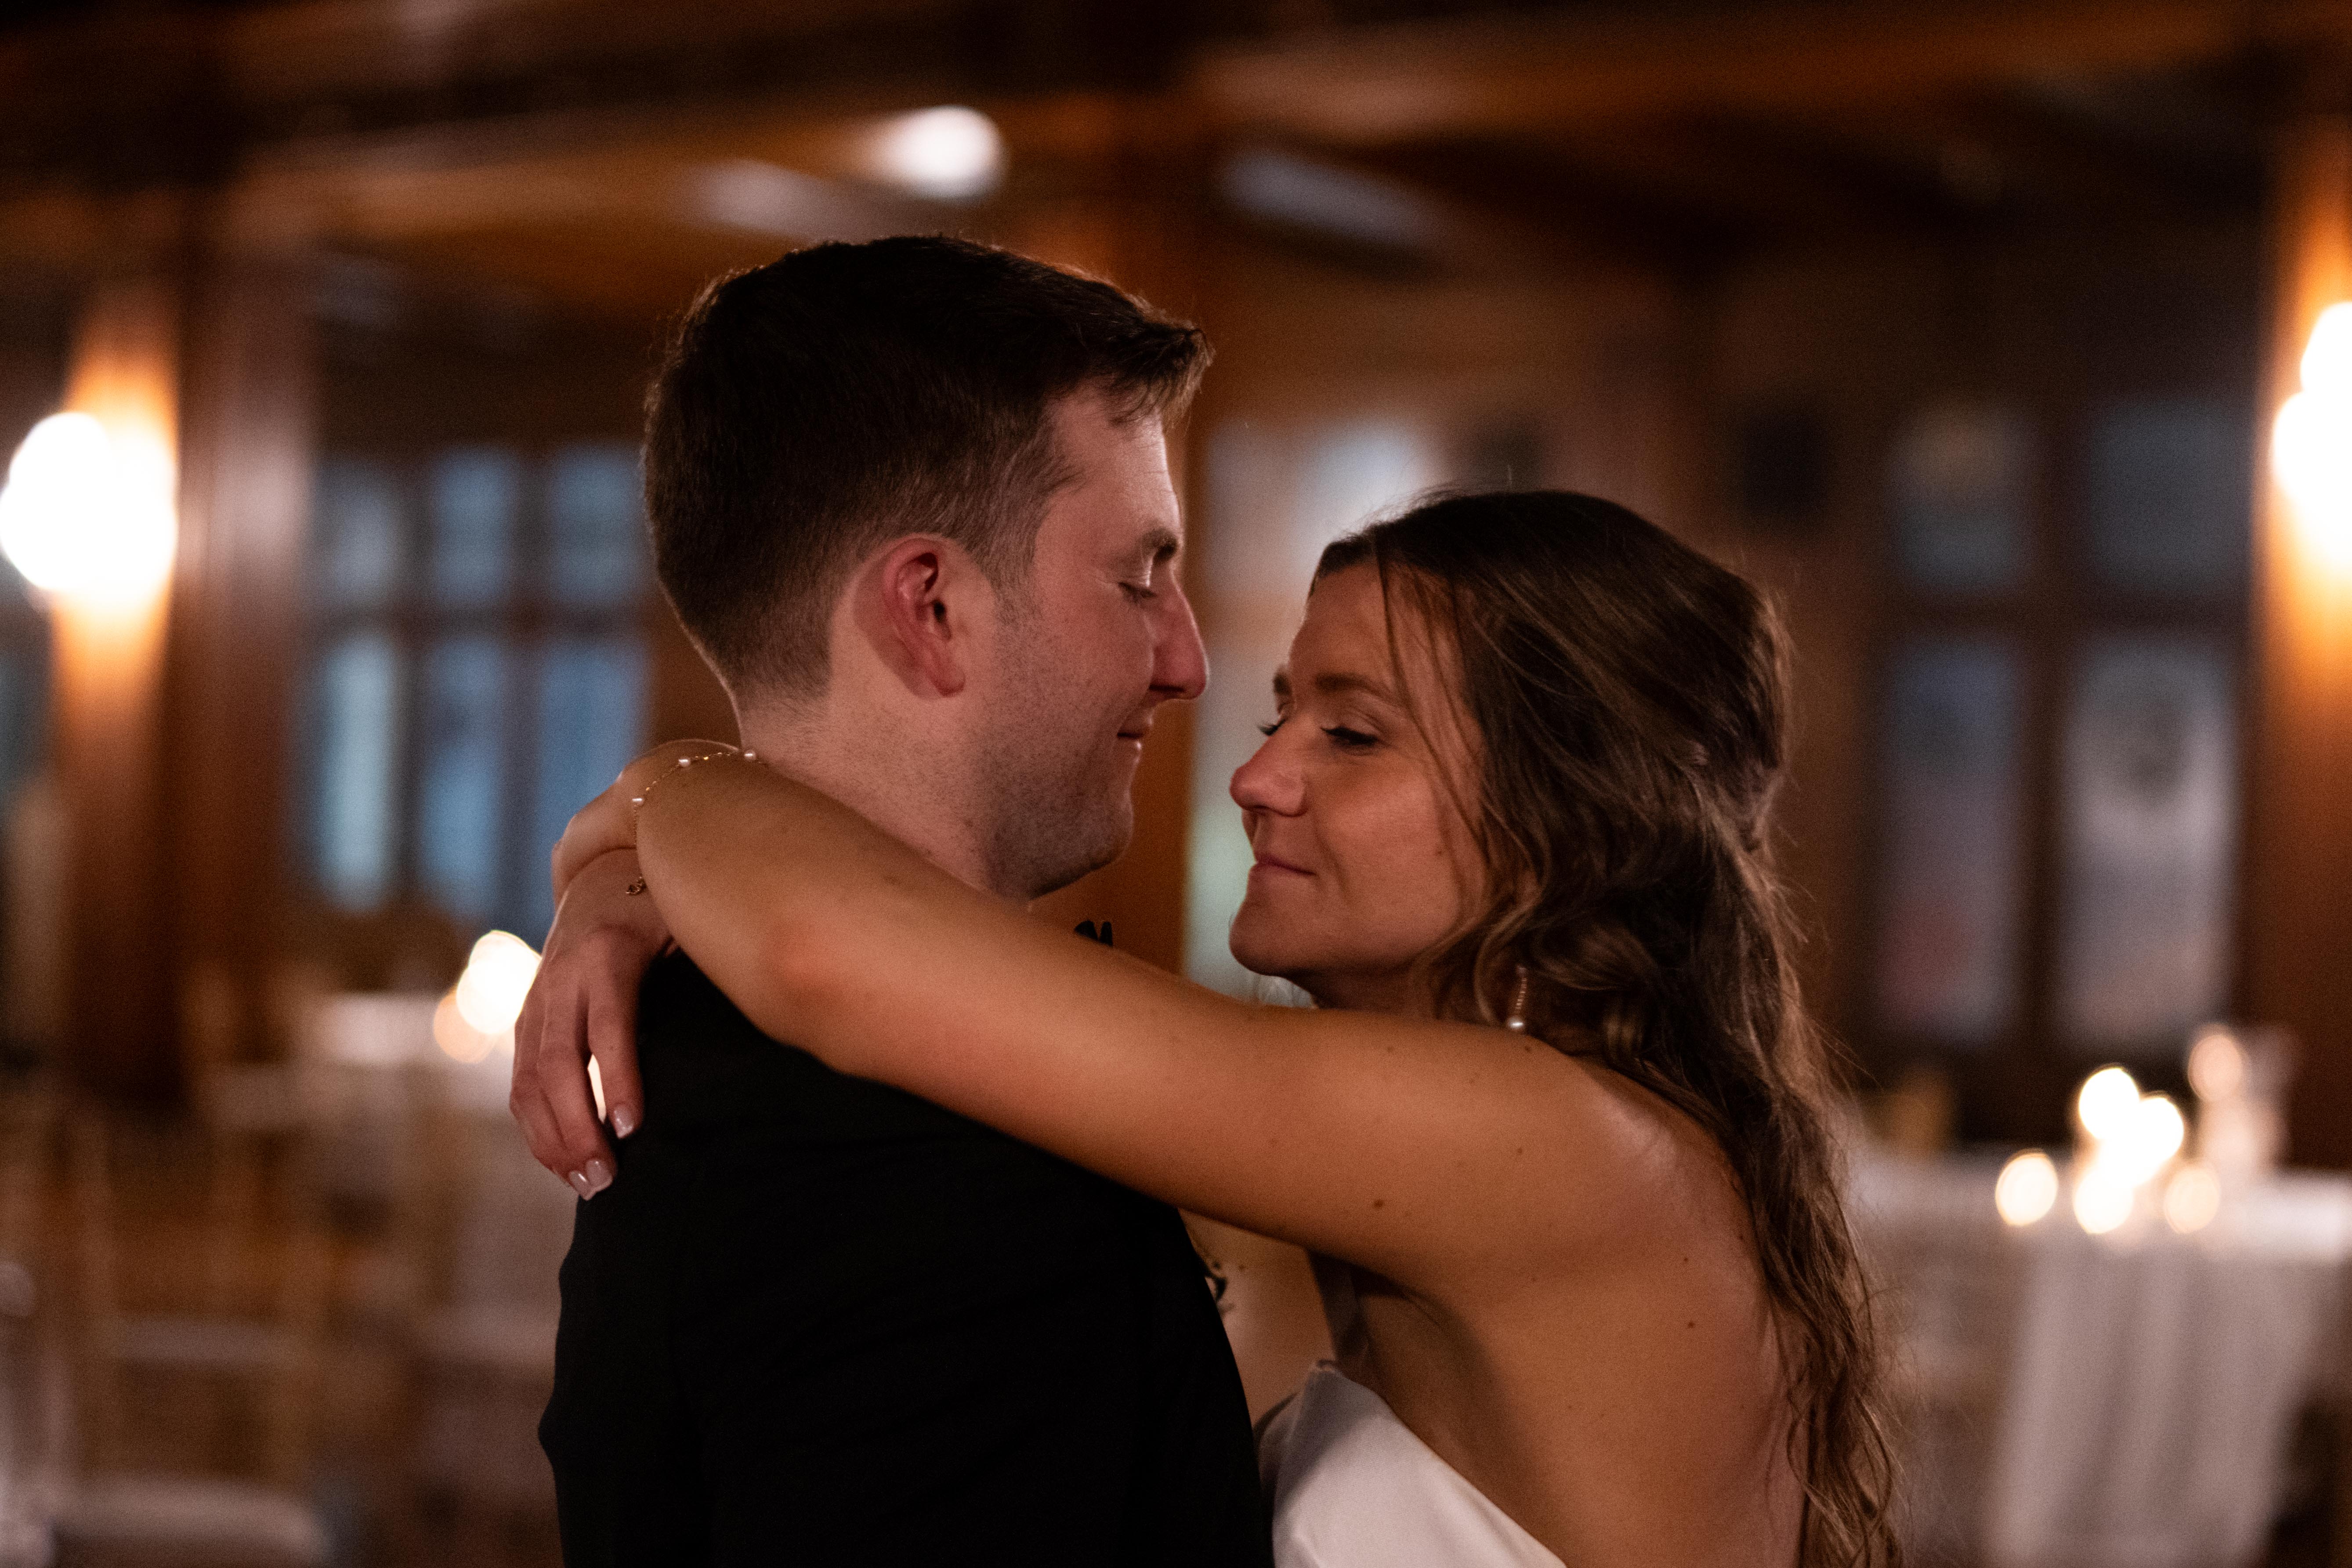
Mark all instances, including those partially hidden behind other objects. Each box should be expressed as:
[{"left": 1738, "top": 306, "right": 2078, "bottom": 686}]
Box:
[{"left": 1257, "top": 1364, "right": 1564, "bottom": 1568}]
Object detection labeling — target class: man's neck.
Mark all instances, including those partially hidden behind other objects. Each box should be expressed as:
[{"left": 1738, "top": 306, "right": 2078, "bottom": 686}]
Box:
[{"left": 735, "top": 703, "right": 1020, "bottom": 905}]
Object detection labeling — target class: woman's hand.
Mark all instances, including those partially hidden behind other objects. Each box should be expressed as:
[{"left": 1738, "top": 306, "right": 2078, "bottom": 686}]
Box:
[
  {"left": 519, "top": 739, "right": 746, "bottom": 1195},
  {"left": 511, "top": 846, "right": 673, "bottom": 1197}
]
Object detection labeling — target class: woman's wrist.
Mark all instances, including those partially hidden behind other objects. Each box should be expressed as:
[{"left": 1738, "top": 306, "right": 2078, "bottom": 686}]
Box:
[{"left": 626, "top": 742, "right": 760, "bottom": 818}]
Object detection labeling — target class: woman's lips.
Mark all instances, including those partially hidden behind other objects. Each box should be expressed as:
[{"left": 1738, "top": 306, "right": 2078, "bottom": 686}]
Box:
[{"left": 1250, "top": 853, "right": 1312, "bottom": 877}]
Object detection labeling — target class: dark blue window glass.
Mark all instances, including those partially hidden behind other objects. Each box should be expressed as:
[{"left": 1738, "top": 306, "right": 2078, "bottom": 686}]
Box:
[
  {"left": 1890, "top": 404, "right": 2034, "bottom": 594},
  {"left": 520, "top": 639, "right": 648, "bottom": 938},
  {"left": 314, "top": 458, "right": 405, "bottom": 609},
  {"left": 428, "top": 449, "right": 522, "bottom": 607},
  {"left": 1875, "top": 637, "right": 2026, "bottom": 1045},
  {"left": 2084, "top": 398, "right": 2249, "bottom": 596},
  {"left": 309, "top": 633, "right": 404, "bottom": 910},
  {"left": 418, "top": 637, "right": 510, "bottom": 924},
  {"left": 547, "top": 443, "right": 646, "bottom": 607}
]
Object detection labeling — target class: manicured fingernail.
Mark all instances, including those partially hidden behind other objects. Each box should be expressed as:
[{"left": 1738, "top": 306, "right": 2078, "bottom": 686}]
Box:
[
  {"left": 583, "top": 1158, "right": 614, "bottom": 1196},
  {"left": 567, "top": 1170, "right": 594, "bottom": 1200},
  {"left": 611, "top": 1106, "right": 639, "bottom": 1139}
]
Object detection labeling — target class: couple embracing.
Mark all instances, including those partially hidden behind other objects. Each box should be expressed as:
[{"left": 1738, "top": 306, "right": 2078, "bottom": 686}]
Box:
[{"left": 509, "top": 236, "right": 1896, "bottom": 1567}]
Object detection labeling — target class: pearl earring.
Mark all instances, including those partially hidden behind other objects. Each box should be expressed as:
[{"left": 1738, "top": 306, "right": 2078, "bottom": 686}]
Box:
[{"left": 1504, "top": 966, "right": 1530, "bottom": 1033}]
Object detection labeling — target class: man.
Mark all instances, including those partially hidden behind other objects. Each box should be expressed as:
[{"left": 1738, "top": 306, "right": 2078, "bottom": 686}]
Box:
[{"left": 509, "top": 237, "right": 1269, "bottom": 1564}]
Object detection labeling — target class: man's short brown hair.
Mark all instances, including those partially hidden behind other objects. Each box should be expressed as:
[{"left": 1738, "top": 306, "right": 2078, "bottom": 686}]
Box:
[{"left": 644, "top": 236, "right": 1208, "bottom": 696}]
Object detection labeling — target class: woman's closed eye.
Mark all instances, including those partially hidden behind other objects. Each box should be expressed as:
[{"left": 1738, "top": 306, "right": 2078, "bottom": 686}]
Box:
[{"left": 1257, "top": 716, "right": 1379, "bottom": 751}]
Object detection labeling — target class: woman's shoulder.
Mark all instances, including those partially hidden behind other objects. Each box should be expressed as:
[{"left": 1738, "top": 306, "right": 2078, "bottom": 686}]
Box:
[{"left": 1481, "top": 1033, "right": 1756, "bottom": 1269}]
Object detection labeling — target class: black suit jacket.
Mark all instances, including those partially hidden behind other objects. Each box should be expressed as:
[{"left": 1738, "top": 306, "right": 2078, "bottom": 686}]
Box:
[{"left": 541, "top": 952, "right": 1271, "bottom": 1566}]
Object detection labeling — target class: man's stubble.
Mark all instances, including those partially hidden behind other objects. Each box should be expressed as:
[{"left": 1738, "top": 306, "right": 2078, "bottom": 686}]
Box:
[{"left": 974, "top": 603, "right": 1135, "bottom": 903}]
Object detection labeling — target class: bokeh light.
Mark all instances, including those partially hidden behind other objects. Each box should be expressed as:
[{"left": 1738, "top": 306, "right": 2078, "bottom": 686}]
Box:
[
  {"left": 454, "top": 930, "right": 541, "bottom": 1036},
  {"left": 1995, "top": 1150, "right": 2059, "bottom": 1227},
  {"left": 2076, "top": 1065, "right": 2142, "bottom": 1143},
  {"left": 866, "top": 107, "right": 1003, "bottom": 200},
  {"left": 2164, "top": 1161, "right": 2222, "bottom": 1235},
  {"left": 2073, "top": 1166, "right": 2136, "bottom": 1235},
  {"left": 0, "top": 411, "right": 177, "bottom": 604},
  {"left": 2187, "top": 1027, "right": 2248, "bottom": 1102},
  {"left": 2105, "top": 1094, "right": 2187, "bottom": 1187},
  {"left": 2273, "top": 302, "right": 2352, "bottom": 570}
]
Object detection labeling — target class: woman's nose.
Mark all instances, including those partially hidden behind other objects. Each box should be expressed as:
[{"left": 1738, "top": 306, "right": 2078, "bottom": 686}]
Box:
[{"left": 1230, "top": 734, "right": 1304, "bottom": 816}]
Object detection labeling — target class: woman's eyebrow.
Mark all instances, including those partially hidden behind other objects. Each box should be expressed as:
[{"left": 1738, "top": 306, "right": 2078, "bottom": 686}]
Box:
[
  {"left": 1312, "top": 671, "right": 1395, "bottom": 703},
  {"left": 1270, "top": 670, "right": 1394, "bottom": 703}
]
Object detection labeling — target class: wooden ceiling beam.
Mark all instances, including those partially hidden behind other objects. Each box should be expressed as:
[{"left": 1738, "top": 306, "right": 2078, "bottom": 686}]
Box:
[
  {"left": 1802, "top": 91, "right": 2259, "bottom": 225},
  {"left": 1191, "top": 0, "right": 2352, "bottom": 146}
]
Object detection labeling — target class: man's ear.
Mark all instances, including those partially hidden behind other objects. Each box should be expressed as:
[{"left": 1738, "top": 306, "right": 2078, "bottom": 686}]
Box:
[{"left": 852, "top": 536, "right": 993, "bottom": 698}]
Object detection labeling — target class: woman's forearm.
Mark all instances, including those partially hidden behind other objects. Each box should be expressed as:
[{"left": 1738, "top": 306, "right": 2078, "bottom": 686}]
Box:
[{"left": 626, "top": 752, "right": 1646, "bottom": 1296}]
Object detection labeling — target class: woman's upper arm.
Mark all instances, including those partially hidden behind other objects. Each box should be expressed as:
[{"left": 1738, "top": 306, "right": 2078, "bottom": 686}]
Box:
[{"left": 750, "top": 909, "right": 1650, "bottom": 1289}]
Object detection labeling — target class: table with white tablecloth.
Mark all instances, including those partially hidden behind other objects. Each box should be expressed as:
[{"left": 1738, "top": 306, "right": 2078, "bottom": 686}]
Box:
[{"left": 1852, "top": 1153, "right": 2352, "bottom": 1568}]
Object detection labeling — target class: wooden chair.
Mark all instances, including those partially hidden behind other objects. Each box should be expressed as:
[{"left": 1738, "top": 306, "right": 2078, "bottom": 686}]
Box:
[
  {"left": 387, "top": 1078, "right": 571, "bottom": 1565},
  {"left": 0, "top": 1078, "right": 66, "bottom": 1568},
  {"left": 49, "top": 1072, "right": 332, "bottom": 1568}
]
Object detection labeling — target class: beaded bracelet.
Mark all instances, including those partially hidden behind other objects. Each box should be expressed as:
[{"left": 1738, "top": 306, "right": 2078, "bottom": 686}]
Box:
[{"left": 628, "top": 748, "right": 761, "bottom": 816}]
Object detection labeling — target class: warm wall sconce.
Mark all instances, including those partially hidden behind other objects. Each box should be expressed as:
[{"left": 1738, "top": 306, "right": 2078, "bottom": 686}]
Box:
[
  {"left": 0, "top": 410, "right": 177, "bottom": 608},
  {"left": 860, "top": 106, "right": 1004, "bottom": 200},
  {"left": 2271, "top": 301, "right": 2352, "bottom": 572}
]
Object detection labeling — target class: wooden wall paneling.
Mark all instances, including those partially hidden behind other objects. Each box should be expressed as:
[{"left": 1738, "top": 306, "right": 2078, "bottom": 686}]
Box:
[
  {"left": 1191, "top": 0, "right": 2345, "bottom": 148},
  {"left": 53, "top": 272, "right": 182, "bottom": 1100},
  {"left": 167, "top": 244, "right": 319, "bottom": 1072},
  {"left": 2247, "top": 114, "right": 2352, "bottom": 1169}
]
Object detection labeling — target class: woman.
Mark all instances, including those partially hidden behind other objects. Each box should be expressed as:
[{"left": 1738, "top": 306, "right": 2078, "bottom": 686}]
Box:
[{"left": 532, "top": 491, "right": 1894, "bottom": 1566}]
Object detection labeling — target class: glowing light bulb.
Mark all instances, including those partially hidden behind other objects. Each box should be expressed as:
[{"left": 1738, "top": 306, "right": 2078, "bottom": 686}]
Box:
[
  {"left": 453, "top": 930, "right": 540, "bottom": 1036},
  {"left": 1995, "top": 1150, "right": 2059, "bottom": 1226},
  {"left": 0, "top": 412, "right": 176, "bottom": 605},
  {"left": 2073, "top": 1166, "right": 2135, "bottom": 1235},
  {"left": 2273, "top": 303, "right": 2352, "bottom": 571},
  {"left": 867, "top": 107, "right": 1003, "bottom": 200},
  {"left": 2187, "top": 1027, "right": 2248, "bottom": 1103},
  {"left": 2104, "top": 1093, "right": 2186, "bottom": 1186},
  {"left": 2303, "top": 303, "right": 2352, "bottom": 397},
  {"left": 2075, "top": 1066, "right": 2141, "bottom": 1143},
  {"left": 2164, "top": 1161, "right": 2222, "bottom": 1235}
]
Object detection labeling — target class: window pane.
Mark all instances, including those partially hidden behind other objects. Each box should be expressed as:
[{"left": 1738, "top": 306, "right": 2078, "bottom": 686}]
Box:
[
  {"left": 2057, "top": 635, "right": 2238, "bottom": 1051},
  {"left": 1889, "top": 403, "right": 2033, "bottom": 594},
  {"left": 520, "top": 638, "right": 648, "bottom": 938},
  {"left": 0, "top": 641, "right": 47, "bottom": 802},
  {"left": 417, "top": 637, "right": 510, "bottom": 926},
  {"left": 2084, "top": 398, "right": 2249, "bottom": 595},
  {"left": 547, "top": 443, "right": 647, "bottom": 607},
  {"left": 310, "top": 633, "right": 404, "bottom": 911},
  {"left": 428, "top": 449, "right": 522, "bottom": 607},
  {"left": 314, "top": 458, "right": 405, "bottom": 608},
  {"left": 1874, "top": 637, "right": 2025, "bottom": 1044}
]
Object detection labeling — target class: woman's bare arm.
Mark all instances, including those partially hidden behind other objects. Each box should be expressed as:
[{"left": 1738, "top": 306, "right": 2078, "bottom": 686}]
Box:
[{"left": 620, "top": 752, "right": 1671, "bottom": 1296}]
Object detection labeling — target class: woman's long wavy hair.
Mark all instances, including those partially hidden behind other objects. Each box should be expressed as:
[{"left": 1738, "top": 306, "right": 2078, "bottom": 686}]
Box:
[{"left": 1317, "top": 490, "right": 1897, "bottom": 1567}]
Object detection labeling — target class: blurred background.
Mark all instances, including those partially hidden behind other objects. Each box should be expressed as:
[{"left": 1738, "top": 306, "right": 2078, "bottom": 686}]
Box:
[{"left": 0, "top": 0, "right": 2348, "bottom": 1564}]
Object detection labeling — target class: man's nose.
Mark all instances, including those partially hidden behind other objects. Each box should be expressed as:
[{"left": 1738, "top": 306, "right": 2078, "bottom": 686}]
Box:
[{"left": 1150, "top": 581, "right": 1209, "bottom": 703}]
